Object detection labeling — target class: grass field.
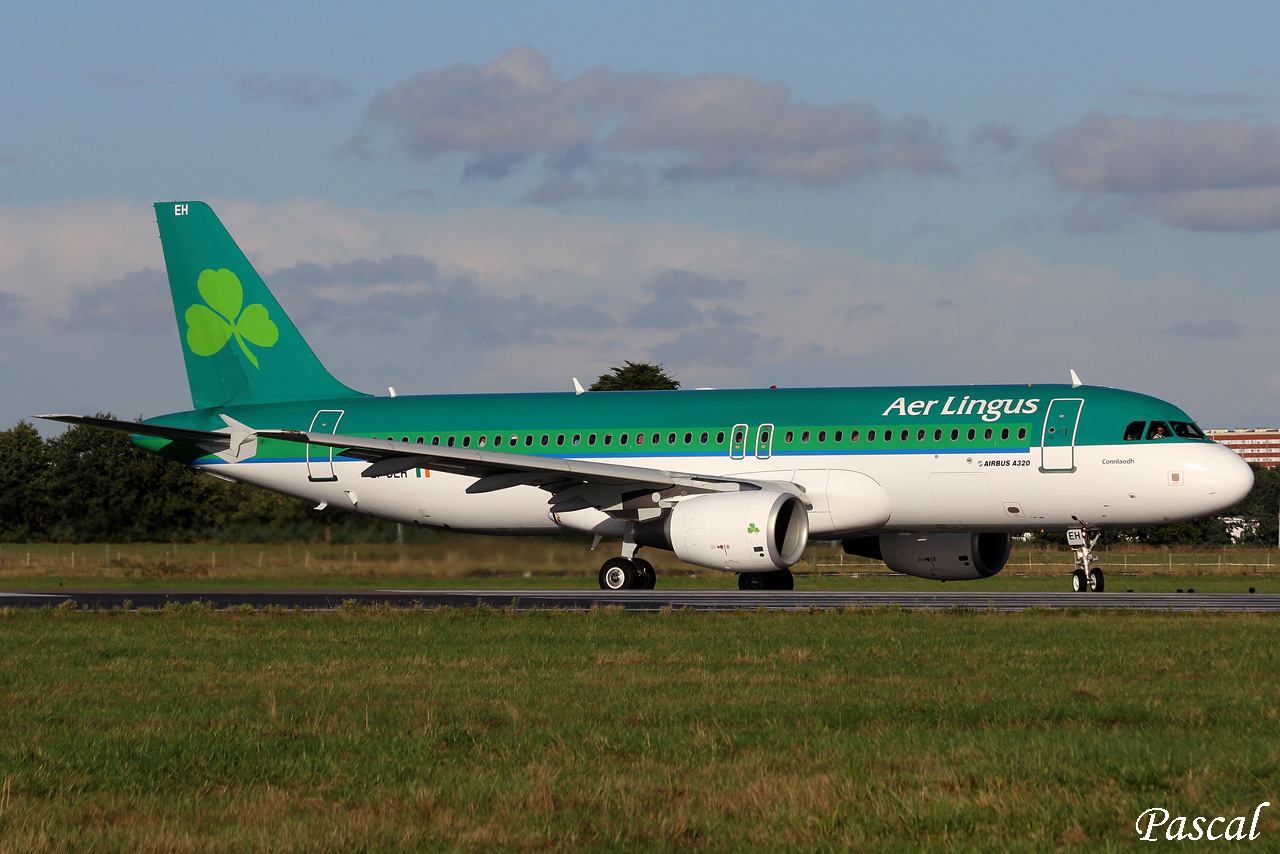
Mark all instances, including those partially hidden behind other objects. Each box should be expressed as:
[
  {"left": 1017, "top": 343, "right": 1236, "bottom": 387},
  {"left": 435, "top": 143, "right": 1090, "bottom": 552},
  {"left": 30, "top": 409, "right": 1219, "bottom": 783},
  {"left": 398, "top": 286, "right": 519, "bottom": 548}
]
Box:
[
  {"left": 1, "top": 605, "right": 1277, "bottom": 852},
  {"left": 2, "top": 539, "right": 1279, "bottom": 593}
]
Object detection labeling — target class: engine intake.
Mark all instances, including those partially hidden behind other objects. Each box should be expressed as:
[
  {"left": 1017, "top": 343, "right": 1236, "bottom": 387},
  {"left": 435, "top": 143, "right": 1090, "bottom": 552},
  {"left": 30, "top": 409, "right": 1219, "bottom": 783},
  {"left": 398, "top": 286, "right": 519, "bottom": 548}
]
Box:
[
  {"left": 842, "top": 532, "right": 1010, "bottom": 581},
  {"left": 635, "top": 490, "right": 809, "bottom": 571}
]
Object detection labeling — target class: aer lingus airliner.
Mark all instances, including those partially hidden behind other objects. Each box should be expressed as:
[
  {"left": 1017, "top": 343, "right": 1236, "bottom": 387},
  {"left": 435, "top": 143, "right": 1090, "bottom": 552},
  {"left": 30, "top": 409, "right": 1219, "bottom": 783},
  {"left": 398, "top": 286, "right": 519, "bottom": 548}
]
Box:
[{"left": 43, "top": 202, "right": 1254, "bottom": 592}]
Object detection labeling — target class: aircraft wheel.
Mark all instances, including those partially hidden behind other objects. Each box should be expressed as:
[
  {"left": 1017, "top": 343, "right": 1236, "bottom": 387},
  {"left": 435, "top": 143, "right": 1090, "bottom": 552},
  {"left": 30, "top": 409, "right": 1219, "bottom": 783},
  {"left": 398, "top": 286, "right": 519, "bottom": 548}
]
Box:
[
  {"left": 599, "top": 558, "right": 637, "bottom": 590},
  {"left": 769, "top": 568, "right": 794, "bottom": 590},
  {"left": 632, "top": 557, "right": 657, "bottom": 590},
  {"left": 1087, "top": 568, "right": 1104, "bottom": 593},
  {"left": 739, "top": 572, "right": 766, "bottom": 591},
  {"left": 1071, "top": 569, "right": 1088, "bottom": 592}
]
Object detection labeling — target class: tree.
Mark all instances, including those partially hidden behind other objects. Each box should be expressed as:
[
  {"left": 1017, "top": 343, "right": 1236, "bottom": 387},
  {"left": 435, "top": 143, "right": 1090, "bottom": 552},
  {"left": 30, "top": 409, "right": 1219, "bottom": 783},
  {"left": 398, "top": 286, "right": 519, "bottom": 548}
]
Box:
[
  {"left": 0, "top": 421, "right": 49, "bottom": 542},
  {"left": 589, "top": 361, "right": 680, "bottom": 391},
  {"left": 43, "top": 415, "right": 224, "bottom": 542}
]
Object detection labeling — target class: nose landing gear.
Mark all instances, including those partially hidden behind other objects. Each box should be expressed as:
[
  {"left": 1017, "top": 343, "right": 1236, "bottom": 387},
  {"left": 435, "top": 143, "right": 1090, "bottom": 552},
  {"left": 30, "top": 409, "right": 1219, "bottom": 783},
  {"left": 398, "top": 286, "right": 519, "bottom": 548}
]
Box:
[{"left": 1067, "top": 526, "right": 1105, "bottom": 593}]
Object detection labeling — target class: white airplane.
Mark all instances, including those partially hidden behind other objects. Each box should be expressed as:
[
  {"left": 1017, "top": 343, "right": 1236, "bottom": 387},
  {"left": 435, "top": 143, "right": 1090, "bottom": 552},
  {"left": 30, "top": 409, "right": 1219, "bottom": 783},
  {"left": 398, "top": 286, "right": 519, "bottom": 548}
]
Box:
[{"left": 44, "top": 202, "right": 1254, "bottom": 592}]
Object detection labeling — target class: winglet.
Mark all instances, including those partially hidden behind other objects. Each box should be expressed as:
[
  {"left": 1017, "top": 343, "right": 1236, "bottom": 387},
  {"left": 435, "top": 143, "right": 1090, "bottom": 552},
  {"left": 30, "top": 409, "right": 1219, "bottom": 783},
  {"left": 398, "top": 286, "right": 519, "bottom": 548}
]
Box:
[
  {"left": 573, "top": 378, "right": 585, "bottom": 395},
  {"left": 215, "top": 414, "right": 259, "bottom": 463},
  {"left": 1069, "top": 369, "right": 1082, "bottom": 388}
]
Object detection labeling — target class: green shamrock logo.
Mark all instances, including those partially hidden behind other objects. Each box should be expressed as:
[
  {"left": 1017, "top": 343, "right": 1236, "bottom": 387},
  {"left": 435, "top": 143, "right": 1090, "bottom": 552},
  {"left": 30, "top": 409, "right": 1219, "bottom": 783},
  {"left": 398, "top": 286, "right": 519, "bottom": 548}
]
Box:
[
  {"left": 747, "top": 523, "right": 760, "bottom": 534},
  {"left": 184, "top": 269, "right": 279, "bottom": 369}
]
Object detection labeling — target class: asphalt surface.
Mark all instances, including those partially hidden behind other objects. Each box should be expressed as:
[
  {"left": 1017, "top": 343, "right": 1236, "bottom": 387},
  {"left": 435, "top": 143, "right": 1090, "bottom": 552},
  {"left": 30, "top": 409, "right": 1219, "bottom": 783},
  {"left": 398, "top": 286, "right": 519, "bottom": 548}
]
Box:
[{"left": 3, "top": 588, "right": 1279, "bottom": 612}]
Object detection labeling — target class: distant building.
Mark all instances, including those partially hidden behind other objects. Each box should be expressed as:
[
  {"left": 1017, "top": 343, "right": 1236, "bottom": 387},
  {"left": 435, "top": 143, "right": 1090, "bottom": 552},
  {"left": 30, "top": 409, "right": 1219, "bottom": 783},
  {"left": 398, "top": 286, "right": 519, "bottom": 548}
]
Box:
[{"left": 1206, "top": 428, "right": 1280, "bottom": 466}]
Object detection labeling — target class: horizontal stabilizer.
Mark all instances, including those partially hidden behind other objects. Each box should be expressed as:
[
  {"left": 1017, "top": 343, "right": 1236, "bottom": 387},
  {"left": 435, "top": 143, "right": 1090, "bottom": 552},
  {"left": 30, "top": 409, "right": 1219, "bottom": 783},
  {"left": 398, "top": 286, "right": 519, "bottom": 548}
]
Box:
[{"left": 39, "top": 414, "right": 229, "bottom": 446}]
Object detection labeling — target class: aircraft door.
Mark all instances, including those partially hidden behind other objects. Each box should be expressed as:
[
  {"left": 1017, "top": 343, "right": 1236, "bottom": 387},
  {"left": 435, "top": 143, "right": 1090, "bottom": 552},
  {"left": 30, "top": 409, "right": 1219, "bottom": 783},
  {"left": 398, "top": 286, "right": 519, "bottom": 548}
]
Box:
[
  {"left": 307, "top": 409, "right": 344, "bottom": 482},
  {"left": 730, "top": 423, "right": 748, "bottom": 460},
  {"left": 755, "top": 423, "right": 774, "bottom": 460},
  {"left": 1041, "top": 399, "right": 1083, "bottom": 472}
]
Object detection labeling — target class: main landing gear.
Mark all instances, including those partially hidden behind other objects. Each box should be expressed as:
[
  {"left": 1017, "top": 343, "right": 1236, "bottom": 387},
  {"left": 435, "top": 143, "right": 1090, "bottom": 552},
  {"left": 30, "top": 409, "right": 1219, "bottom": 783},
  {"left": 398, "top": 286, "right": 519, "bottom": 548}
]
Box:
[
  {"left": 598, "top": 556, "right": 657, "bottom": 591},
  {"left": 738, "top": 569, "right": 794, "bottom": 591},
  {"left": 1068, "top": 525, "right": 1105, "bottom": 593}
]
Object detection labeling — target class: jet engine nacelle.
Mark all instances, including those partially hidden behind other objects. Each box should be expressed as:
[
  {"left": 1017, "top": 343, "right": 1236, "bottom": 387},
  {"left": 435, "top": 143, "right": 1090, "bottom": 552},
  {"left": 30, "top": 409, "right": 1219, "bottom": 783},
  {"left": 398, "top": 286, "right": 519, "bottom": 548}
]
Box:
[
  {"left": 635, "top": 490, "right": 809, "bottom": 572},
  {"left": 842, "top": 532, "right": 1011, "bottom": 581}
]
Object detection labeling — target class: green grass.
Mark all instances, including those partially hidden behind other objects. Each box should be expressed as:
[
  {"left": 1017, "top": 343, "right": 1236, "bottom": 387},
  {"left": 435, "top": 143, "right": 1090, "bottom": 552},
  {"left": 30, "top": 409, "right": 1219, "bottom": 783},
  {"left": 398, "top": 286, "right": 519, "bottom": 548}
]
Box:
[
  {"left": 3, "top": 541, "right": 1280, "bottom": 594},
  {"left": 1, "top": 606, "right": 1278, "bottom": 851}
]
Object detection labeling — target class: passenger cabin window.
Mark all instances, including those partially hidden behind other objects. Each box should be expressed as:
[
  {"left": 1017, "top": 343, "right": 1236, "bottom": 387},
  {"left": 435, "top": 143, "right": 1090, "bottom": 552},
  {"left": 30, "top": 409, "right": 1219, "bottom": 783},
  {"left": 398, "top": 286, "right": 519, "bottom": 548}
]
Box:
[
  {"left": 1147, "top": 421, "right": 1171, "bottom": 440},
  {"left": 869, "top": 430, "right": 877, "bottom": 441},
  {"left": 684, "top": 432, "right": 693, "bottom": 445},
  {"left": 785, "top": 431, "right": 794, "bottom": 443},
  {"left": 1017, "top": 428, "right": 1027, "bottom": 440},
  {"left": 588, "top": 434, "right": 597, "bottom": 446},
  {"left": 967, "top": 428, "right": 976, "bottom": 441},
  {"left": 934, "top": 429, "right": 942, "bottom": 441},
  {"left": 447, "top": 436, "right": 456, "bottom": 447},
  {"left": 556, "top": 434, "right": 565, "bottom": 446},
  {"left": 700, "top": 432, "right": 709, "bottom": 444},
  {"left": 620, "top": 433, "right": 629, "bottom": 445},
  {"left": 462, "top": 436, "right": 471, "bottom": 448},
  {"left": 525, "top": 435, "right": 533, "bottom": 447},
  {"left": 950, "top": 429, "right": 959, "bottom": 441},
  {"left": 983, "top": 428, "right": 993, "bottom": 440},
  {"left": 541, "top": 434, "right": 550, "bottom": 446},
  {"left": 900, "top": 429, "right": 908, "bottom": 441},
  {"left": 477, "top": 436, "right": 486, "bottom": 447},
  {"left": 653, "top": 432, "right": 661, "bottom": 445},
  {"left": 716, "top": 431, "right": 725, "bottom": 444},
  {"left": 431, "top": 436, "right": 440, "bottom": 446},
  {"left": 572, "top": 434, "right": 581, "bottom": 446},
  {"left": 818, "top": 430, "right": 827, "bottom": 442},
  {"left": 835, "top": 430, "right": 843, "bottom": 442},
  {"left": 636, "top": 433, "right": 644, "bottom": 445},
  {"left": 668, "top": 432, "right": 677, "bottom": 445},
  {"left": 851, "top": 430, "right": 860, "bottom": 442},
  {"left": 801, "top": 430, "right": 810, "bottom": 443},
  {"left": 1000, "top": 428, "right": 1009, "bottom": 440},
  {"left": 604, "top": 434, "right": 613, "bottom": 445},
  {"left": 1124, "top": 421, "right": 1145, "bottom": 441}
]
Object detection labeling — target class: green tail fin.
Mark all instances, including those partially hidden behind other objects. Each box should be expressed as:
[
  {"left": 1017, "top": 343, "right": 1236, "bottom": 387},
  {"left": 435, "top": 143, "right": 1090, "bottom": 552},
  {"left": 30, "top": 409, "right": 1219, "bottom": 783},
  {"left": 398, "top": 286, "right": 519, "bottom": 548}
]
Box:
[{"left": 155, "top": 201, "right": 366, "bottom": 409}]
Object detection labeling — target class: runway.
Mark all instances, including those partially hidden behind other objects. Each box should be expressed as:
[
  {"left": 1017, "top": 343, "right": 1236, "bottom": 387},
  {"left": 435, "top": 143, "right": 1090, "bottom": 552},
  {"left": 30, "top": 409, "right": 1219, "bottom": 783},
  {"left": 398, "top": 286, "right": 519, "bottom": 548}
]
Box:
[{"left": 3, "top": 588, "right": 1280, "bottom": 612}]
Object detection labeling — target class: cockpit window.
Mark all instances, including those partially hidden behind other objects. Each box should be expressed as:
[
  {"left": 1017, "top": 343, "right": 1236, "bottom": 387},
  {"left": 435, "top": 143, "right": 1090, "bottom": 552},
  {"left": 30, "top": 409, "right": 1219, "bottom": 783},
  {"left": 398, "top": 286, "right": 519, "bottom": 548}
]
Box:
[
  {"left": 1146, "top": 421, "right": 1171, "bottom": 440},
  {"left": 1123, "top": 421, "right": 1145, "bottom": 441},
  {"left": 1171, "top": 421, "right": 1206, "bottom": 439}
]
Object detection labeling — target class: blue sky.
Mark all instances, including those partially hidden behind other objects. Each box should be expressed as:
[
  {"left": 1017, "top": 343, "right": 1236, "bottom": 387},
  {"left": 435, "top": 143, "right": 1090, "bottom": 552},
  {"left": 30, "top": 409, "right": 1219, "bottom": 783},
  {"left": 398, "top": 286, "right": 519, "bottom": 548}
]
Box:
[{"left": 4, "top": 1, "right": 1280, "bottom": 431}]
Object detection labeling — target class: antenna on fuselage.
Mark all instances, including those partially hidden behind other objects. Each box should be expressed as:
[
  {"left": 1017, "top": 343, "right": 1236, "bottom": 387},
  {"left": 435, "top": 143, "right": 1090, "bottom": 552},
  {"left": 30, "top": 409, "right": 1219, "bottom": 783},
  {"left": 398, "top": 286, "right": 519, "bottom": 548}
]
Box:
[{"left": 1069, "top": 369, "right": 1082, "bottom": 388}]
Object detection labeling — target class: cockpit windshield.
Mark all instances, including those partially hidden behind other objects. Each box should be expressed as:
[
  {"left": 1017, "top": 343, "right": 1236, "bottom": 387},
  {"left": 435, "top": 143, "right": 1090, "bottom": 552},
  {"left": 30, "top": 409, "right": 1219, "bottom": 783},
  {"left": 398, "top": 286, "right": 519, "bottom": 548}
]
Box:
[
  {"left": 1121, "top": 419, "right": 1206, "bottom": 441},
  {"left": 1171, "top": 421, "right": 1206, "bottom": 439}
]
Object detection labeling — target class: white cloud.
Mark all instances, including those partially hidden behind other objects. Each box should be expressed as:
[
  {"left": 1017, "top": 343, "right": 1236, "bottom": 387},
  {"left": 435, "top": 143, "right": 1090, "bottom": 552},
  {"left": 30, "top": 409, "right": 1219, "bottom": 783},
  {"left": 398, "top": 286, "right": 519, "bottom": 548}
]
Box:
[
  {"left": 5, "top": 196, "right": 1274, "bottom": 432},
  {"left": 1035, "top": 112, "right": 1280, "bottom": 231},
  {"left": 352, "top": 47, "right": 953, "bottom": 196}
]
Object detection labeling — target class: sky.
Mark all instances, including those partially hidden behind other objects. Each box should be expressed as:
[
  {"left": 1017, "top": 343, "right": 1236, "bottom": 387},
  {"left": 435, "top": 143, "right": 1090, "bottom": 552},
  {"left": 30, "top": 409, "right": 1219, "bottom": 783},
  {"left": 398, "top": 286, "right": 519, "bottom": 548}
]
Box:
[{"left": 4, "top": 0, "right": 1280, "bottom": 433}]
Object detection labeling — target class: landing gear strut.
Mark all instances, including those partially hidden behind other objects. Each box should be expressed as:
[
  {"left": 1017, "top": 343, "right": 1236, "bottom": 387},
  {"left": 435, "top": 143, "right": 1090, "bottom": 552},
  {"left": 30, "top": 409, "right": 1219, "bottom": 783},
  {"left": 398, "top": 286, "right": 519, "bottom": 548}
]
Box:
[{"left": 1067, "top": 526, "right": 1105, "bottom": 593}]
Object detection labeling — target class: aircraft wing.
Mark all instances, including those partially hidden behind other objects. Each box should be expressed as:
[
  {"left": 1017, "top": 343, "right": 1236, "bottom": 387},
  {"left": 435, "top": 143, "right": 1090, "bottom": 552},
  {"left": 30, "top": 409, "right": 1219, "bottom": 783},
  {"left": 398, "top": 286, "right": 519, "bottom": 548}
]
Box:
[
  {"left": 261, "top": 429, "right": 793, "bottom": 510},
  {"left": 39, "top": 415, "right": 803, "bottom": 512}
]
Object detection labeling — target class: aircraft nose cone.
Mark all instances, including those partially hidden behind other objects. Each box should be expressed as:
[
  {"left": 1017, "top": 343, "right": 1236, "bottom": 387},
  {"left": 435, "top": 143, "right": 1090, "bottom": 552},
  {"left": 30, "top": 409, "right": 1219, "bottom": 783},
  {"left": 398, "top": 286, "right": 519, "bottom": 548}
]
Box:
[{"left": 1202, "top": 446, "right": 1254, "bottom": 510}]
